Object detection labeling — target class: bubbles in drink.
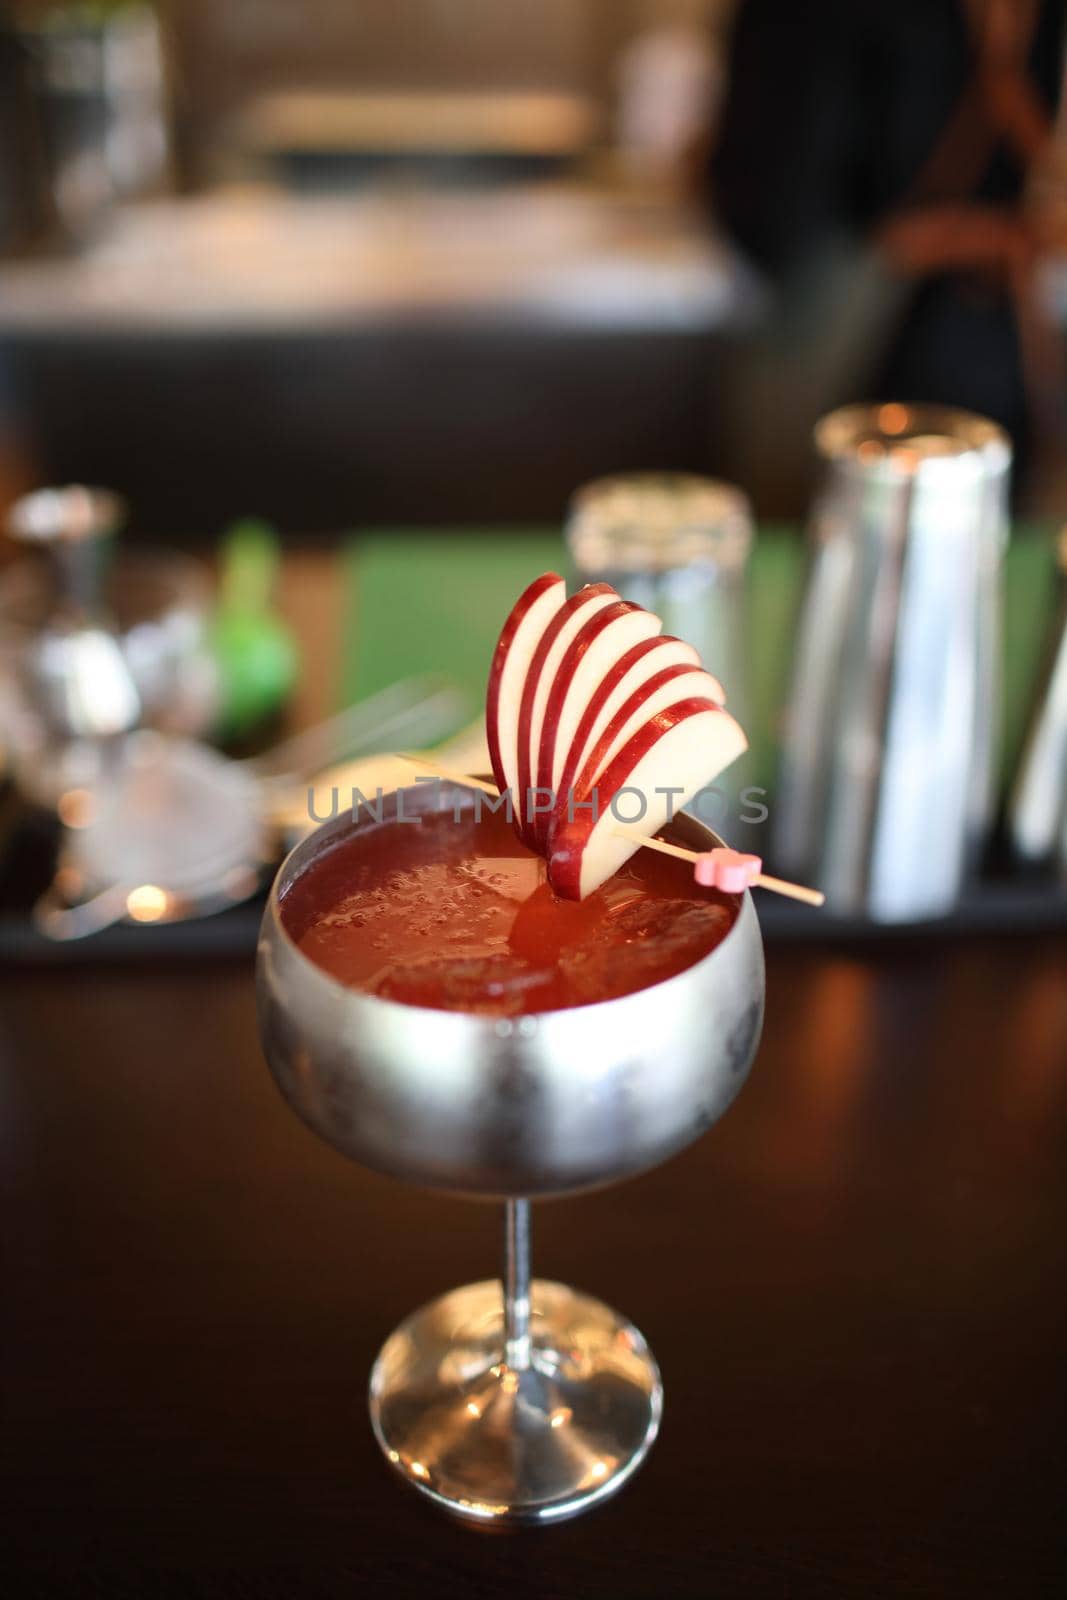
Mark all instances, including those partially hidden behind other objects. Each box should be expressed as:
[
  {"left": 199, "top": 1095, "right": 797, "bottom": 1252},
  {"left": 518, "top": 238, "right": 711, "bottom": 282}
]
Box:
[{"left": 281, "top": 805, "right": 739, "bottom": 1015}]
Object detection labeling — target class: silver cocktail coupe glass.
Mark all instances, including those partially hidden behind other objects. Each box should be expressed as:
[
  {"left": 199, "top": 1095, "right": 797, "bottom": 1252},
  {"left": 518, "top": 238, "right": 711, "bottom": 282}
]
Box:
[{"left": 256, "top": 781, "right": 764, "bottom": 1525}]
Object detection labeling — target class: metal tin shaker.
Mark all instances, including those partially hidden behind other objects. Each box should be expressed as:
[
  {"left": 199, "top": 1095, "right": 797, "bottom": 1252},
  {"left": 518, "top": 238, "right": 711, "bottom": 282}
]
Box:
[{"left": 775, "top": 404, "right": 1010, "bottom": 922}]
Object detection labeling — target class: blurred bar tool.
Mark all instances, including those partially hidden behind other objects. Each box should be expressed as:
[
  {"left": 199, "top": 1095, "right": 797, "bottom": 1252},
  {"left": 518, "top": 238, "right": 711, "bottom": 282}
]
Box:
[
  {"left": 34, "top": 676, "right": 466, "bottom": 940},
  {"left": 566, "top": 472, "right": 753, "bottom": 729},
  {"left": 4, "top": 484, "right": 140, "bottom": 804},
  {"left": 1008, "top": 529, "right": 1067, "bottom": 877},
  {"left": 1, "top": 499, "right": 302, "bottom": 807},
  {"left": 34, "top": 730, "right": 267, "bottom": 941},
  {"left": 775, "top": 405, "right": 1010, "bottom": 922}
]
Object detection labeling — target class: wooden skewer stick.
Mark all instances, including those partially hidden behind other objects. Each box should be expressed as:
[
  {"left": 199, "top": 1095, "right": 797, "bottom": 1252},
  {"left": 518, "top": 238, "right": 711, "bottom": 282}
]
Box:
[
  {"left": 396, "top": 754, "right": 499, "bottom": 797},
  {"left": 610, "top": 825, "right": 825, "bottom": 906},
  {"left": 750, "top": 873, "right": 825, "bottom": 907},
  {"left": 397, "top": 755, "right": 825, "bottom": 907}
]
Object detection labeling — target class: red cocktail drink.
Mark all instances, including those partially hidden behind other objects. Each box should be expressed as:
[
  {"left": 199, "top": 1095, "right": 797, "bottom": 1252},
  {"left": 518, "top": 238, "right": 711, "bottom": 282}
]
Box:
[
  {"left": 281, "top": 802, "right": 738, "bottom": 1015},
  {"left": 259, "top": 563, "right": 767, "bottom": 1526}
]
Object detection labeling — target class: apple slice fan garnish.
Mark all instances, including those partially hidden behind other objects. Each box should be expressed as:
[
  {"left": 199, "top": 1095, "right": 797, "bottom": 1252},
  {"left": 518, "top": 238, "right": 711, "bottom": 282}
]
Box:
[
  {"left": 470, "top": 573, "right": 823, "bottom": 904},
  {"left": 486, "top": 573, "right": 567, "bottom": 812},
  {"left": 547, "top": 696, "right": 744, "bottom": 898}
]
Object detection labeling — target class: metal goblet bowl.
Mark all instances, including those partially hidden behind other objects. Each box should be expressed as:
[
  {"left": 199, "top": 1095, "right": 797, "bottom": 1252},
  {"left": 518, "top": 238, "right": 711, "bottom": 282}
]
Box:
[{"left": 256, "top": 781, "right": 764, "bottom": 1525}]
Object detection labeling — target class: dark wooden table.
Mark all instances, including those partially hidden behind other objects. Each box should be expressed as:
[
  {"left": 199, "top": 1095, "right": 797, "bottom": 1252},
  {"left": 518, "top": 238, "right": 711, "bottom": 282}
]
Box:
[{"left": 2, "top": 934, "right": 1065, "bottom": 1598}]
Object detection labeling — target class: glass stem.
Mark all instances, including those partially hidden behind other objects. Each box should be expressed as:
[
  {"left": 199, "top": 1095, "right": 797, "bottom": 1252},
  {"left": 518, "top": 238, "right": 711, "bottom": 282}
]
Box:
[{"left": 503, "top": 1198, "right": 532, "bottom": 1370}]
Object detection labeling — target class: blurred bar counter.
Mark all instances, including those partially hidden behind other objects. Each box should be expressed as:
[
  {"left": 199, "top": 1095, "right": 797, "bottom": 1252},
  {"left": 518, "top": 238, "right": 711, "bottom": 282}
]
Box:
[{"left": 0, "top": 185, "right": 756, "bottom": 533}]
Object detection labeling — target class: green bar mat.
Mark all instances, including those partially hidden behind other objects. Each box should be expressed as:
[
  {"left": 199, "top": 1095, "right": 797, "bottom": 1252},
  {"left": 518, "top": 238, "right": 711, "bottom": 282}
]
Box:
[
  {"left": 340, "top": 529, "right": 565, "bottom": 728},
  {"left": 341, "top": 524, "right": 1060, "bottom": 798}
]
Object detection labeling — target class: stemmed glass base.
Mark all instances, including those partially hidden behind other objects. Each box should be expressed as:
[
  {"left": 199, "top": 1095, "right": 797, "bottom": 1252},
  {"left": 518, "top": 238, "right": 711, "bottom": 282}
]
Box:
[{"left": 369, "top": 1276, "right": 663, "bottom": 1525}]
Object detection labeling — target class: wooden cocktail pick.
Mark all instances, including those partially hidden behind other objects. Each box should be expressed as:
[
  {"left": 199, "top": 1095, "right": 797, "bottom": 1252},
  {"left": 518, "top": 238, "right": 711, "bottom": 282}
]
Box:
[
  {"left": 610, "top": 827, "right": 824, "bottom": 906},
  {"left": 397, "top": 755, "right": 825, "bottom": 908}
]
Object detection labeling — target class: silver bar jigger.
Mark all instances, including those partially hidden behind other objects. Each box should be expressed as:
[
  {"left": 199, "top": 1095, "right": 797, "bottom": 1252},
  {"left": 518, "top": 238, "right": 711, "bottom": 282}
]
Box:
[{"left": 775, "top": 404, "right": 1010, "bottom": 922}]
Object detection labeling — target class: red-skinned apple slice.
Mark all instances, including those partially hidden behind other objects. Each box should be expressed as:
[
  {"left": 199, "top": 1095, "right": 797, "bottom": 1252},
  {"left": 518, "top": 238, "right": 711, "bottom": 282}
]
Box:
[
  {"left": 548, "top": 697, "right": 748, "bottom": 900},
  {"left": 566, "top": 664, "right": 727, "bottom": 817},
  {"left": 485, "top": 572, "right": 566, "bottom": 805},
  {"left": 532, "top": 599, "right": 662, "bottom": 851},
  {"left": 514, "top": 583, "right": 618, "bottom": 845},
  {"left": 550, "top": 634, "right": 718, "bottom": 841}
]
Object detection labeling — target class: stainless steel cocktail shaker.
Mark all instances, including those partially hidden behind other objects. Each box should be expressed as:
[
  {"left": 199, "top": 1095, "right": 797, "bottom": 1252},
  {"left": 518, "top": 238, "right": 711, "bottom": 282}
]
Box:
[
  {"left": 775, "top": 404, "right": 1010, "bottom": 922},
  {"left": 1008, "top": 529, "right": 1067, "bottom": 877}
]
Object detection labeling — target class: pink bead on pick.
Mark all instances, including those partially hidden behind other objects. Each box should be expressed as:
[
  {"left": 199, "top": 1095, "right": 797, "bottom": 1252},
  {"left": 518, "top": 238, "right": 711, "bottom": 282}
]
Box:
[{"left": 694, "top": 846, "right": 762, "bottom": 894}]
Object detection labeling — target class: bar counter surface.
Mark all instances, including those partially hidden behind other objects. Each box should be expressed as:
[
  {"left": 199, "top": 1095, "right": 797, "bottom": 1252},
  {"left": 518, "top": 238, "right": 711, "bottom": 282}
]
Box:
[{"left": 2, "top": 928, "right": 1064, "bottom": 1597}]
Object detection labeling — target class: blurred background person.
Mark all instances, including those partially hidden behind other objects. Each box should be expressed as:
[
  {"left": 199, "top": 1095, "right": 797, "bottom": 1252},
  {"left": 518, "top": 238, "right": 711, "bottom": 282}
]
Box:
[{"left": 711, "top": 0, "right": 1067, "bottom": 510}]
